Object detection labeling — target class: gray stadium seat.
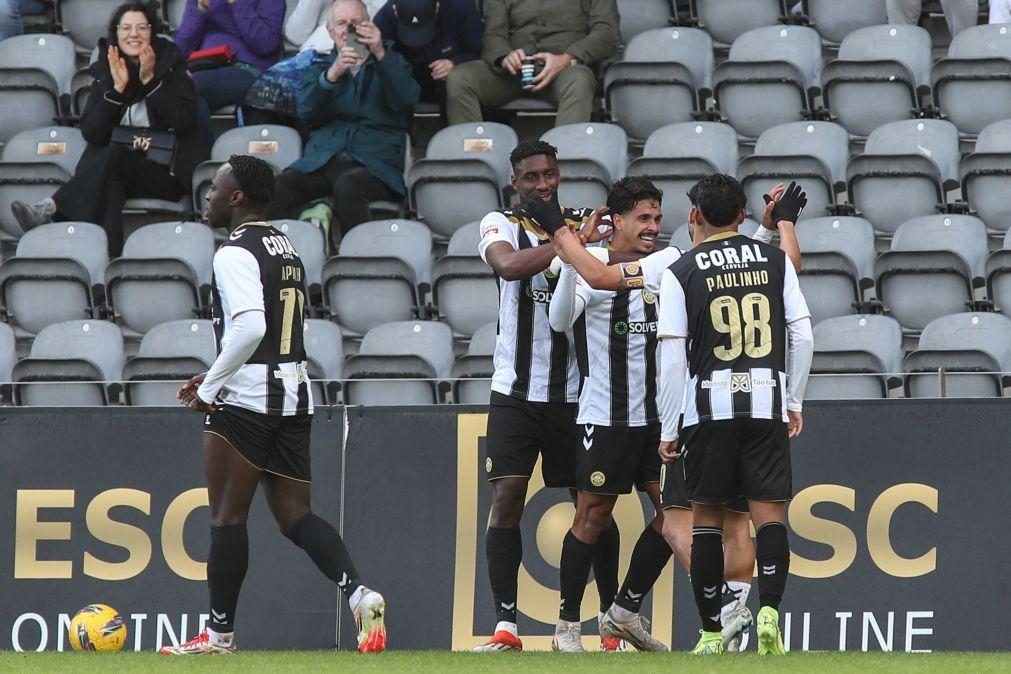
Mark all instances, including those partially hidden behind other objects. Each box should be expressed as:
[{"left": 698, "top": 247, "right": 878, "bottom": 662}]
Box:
[
  {"left": 904, "top": 312, "right": 1011, "bottom": 398},
  {"left": 303, "top": 318, "right": 343, "bottom": 404},
  {"left": 541, "top": 123, "right": 628, "bottom": 208},
  {"left": 603, "top": 27, "right": 713, "bottom": 141},
  {"left": 12, "top": 319, "right": 124, "bottom": 405},
  {"left": 712, "top": 25, "right": 822, "bottom": 139},
  {"left": 692, "top": 0, "right": 786, "bottom": 46},
  {"left": 322, "top": 219, "right": 432, "bottom": 338},
  {"left": 0, "top": 34, "right": 75, "bottom": 96},
  {"left": 71, "top": 68, "right": 94, "bottom": 116},
  {"left": 985, "top": 229, "right": 1011, "bottom": 319},
  {"left": 451, "top": 321, "right": 496, "bottom": 404},
  {"left": 821, "top": 25, "right": 933, "bottom": 137},
  {"left": 343, "top": 320, "right": 454, "bottom": 405},
  {"left": 268, "top": 220, "right": 326, "bottom": 297},
  {"left": 2, "top": 126, "right": 85, "bottom": 175},
  {"left": 627, "top": 122, "right": 738, "bottom": 234},
  {"left": 803, "top": 0, "right": 888, "bottom": 45},
  {"left": 0, "top": 162, "right": 70, "bottom": 238},
  {"left": 932, "top": 24, "right": 1011, "bottom": 136},
  {"left": 123, "top": 319, "right": 215, "bottom": 405},
  {"left": 616, "top": 0, "right": 675, "bottom": 44},
  {"left": 796, "top": 216, "right": 877, "bottom": 325},
  {"left": 105, "top": 222, "right": 215, "bottom": 336},
  {"left": 959, "top": 120, "right": 1011, "bottom": 232},
  {"left": 0, "top": 69, "right": 60, "bottom": 144},
  {"left": 191, "top": 125, "right": 303, "bottom": 207},
  {"left": 808, "top": 314, "right": 904, "bottom": 400},
  {"left": 432, "top": 222, "right": 498, "bottom": 338},
  {"left": 406, "top": 122, "right": 517, "bottom": 240},
  {"left": 737, "top": 121, "right": 849, "bottom": 223},
  {"left": 670, "top": 218, "right": 760, "bottom": 252},
  {"left": 59, "top": 0, "right": 124, "bottom": 53},
  {"left": 847, "top": 119, "right": 960, "bottom": 235},
  {"left": 875, "top": 215, "right": 989, "bottom": 332},
  {"left": 0, "top": 222, "right": 107, "bottom": 340}
]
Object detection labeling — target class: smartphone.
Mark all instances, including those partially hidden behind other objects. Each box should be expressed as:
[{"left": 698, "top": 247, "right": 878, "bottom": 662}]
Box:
[{"left": 346, "top": 23, "right": 369, "bottom": 61}]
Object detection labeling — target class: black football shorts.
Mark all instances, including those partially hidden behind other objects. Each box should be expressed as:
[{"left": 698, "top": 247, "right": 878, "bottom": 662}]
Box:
[
  {"left": 204, "top": 404, "right": 312, "bottom": 482},
  {"left": 575, "top": 422, "right": 662, "bottom": 495},
  {"left": 485, "top": 392, "right": 578, "bottom": 488},
  {"left": 660, "top": 458, "right": 748, "bottom": 513}
]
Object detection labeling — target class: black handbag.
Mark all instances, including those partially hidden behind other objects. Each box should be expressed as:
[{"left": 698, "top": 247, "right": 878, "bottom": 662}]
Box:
[{"left": 110, "top": 126, "right": 177, "bottom": 167}]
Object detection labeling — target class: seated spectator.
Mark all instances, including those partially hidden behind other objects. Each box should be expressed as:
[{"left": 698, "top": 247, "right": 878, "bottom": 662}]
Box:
[
  {"left": 991, "top": 0, "right": 1010, "bottom": 23},
  {"left": 372, "top": 0, "right": 483, "bottom": 112},
  {"left": 264, "top": 0, "right": 419, "bottom": 246},
  {"left": 284, "top": 0, "right": 386, "bottom": 53},
  {"left": 174, "top": 0, "right": 285, "bottom": 134},
  {"left": 887, "top": 0, "right": 978, "bottom": 36},
  {"left": 445, "top": 0, "right": 619, "bottom": 127},
  {"left": 9, "top": 1, "right": 207, "bottom": 256},
  {"left": 0, "top": 0, "right": 49, "bottom": 40}
]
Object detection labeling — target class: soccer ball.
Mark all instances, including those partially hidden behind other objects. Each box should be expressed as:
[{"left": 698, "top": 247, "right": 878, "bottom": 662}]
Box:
[{"left": 68, "top": 604, "right": 127, "bottom": 652}]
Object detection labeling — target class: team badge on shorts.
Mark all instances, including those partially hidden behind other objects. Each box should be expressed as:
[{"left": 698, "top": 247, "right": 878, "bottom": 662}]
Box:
[
  {"left": 590, "top": 471, "right": 606, "bottom": 488},
  {"left": 486, "top": 457, "right": 493, "bottom": 473}
]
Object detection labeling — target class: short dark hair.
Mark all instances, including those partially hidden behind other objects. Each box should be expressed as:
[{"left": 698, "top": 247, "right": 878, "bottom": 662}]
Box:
[
  {"left": 687, "top": 174, "right": 746, "bottom": 228},
  {"left": 510, "top": 140, "right": 558, "bottom": 168},
  {"left": 107, "top": 1, "right": 163, "bottom": 47},
  {"left": 607, "top": 176, "right": 663, "bottom": 216},
  {"left": 228, "top": 154, "right": 275, "bottom": 205}
]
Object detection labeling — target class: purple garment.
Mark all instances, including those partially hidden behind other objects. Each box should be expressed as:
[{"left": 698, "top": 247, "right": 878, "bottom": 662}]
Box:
[{"left": 174, "top": 0, "right": 285, "bottom": 73}]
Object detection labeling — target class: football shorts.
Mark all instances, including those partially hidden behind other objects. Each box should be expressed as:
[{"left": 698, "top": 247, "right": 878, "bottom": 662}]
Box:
[
  {"left": 484, "top": 392, "right": 578, "bottom": 488},
  {"left": 575, "top": 422, "right": 662, "bottom": 495},
  {"left": 204, "top": 404, "right": 312, "bottom": 482},
  {"left": 659, "top": 459, "right": 748, "bottom": 513}
]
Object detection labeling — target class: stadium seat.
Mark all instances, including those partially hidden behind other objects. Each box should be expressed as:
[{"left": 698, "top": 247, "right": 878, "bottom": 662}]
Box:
[
  {"left": 932, "top": 24, "right": 1011, "bottom": 136},
  {"left": 2, "top": 126, "right": 85, "bottom": 175},
  {"left": 0, "top": 162, "right": 69, "bottom": 238},
  {"left": 959, "top": 120, "right": 1011, "bottom": 233},
  {"left": 451, "top": 321, "right": 496, "bottom": 404},
  {"left": 343, "top": 320, "right": 454, "bottom": 405},
  {"left": 904, "top": 312, "right": 1011, "bottom": 398},
  {"left": 795, "top": 216, "right": 876, "bottom": 325},
  {"left": 164, "top": 0, "right": 186, "bottom": 30},
  {"left": 322, "top": 219, "right": 432, "bottom": 338},
  {"left": 122, "top": 319, "right": 215, "bottom": 405},
  {"left": 603, "top": 27, "right": 713, "bottom": 141},
  {"left": 268, "top": 219, "right": 326, "bottom": 299},
  {"left": 70, "top": 68, "right": 94, "bottom": 116},
  {"left": 431, "top": 221, "right": 498, "bottom": 338},
  {"left": 59, "top": 0, "right": 124, "bottom": 53},
  {"left": 0, "top": 69, "right": 61, "bottom": 144},
  {"left": 191, "top": 125, "right": 302, "bottom": 207},
  {"left": 0, "top": 322, "right": 14, "bottom": 402},
  {"left": 0, "top": 34, "right": 75, "bottom": 96},
  {"left": 12, "top": 319, "right": 124, "bottom": 405},
  {"left": 821, "top": 25, "right": 933, "bottom": 137},
  {"left": 627, "top": 122, "right": 738, "bottom": 234},
  {"left": 802, "top": 0, "right": 888, "bottom": 45},
  {"left": 303, "top": 318, "right": 343, "bottom": 405},
  {"left": 0, "top": 222, "right": 107, "bottom": 341},
  {"left": 691, "top": 0, "right": 786, "bottom": 46},
  {"left": 807, "top": 314, "right": 904, "bottom": 399},
  {"left": 874, "top": 215, "right": 989, "bottom": 332},
  {"left": 105, "top": 221, "right": 215, "bottom": 337},
  {"left": 616, "top": 0, "right": 675, "bottom": 44},
  {"left": 737, "top": 121, "right": 849, "bottom": 223},
  {"left": 847, "top": 119, "right": 960, "bottom": 235},
  {"left": 712, "top": 25, "right": 823, "bottom": 139},
  {"left": 541, "top": 123, "right": 628, "bottom": 208},
  {"left": 985, "top": 229, "right": 1011, "bottom": 319},
  {"left": 406, "top": 122, "right": 517, "bottom": 240}
]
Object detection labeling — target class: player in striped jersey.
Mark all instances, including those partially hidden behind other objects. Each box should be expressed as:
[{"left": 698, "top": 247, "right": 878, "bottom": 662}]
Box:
[
  {"left": 165, "top": 156, "right": 385, "bottom": 655},
  {"left": 656, "top": 175, "right": 813, "bottom": 655},
  {"left": 474, "top": 140, "right": 622, "bottom": 652}
]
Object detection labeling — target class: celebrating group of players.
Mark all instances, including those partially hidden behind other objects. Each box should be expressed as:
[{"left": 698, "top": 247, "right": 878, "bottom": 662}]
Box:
[{"left": 476, "top": 140, "right": 814, "bottom": 655}]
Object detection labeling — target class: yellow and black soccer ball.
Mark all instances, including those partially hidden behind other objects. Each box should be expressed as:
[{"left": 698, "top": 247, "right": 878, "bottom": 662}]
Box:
[{"left": 68, "top": 604, "right": 127, "bottom": 652}]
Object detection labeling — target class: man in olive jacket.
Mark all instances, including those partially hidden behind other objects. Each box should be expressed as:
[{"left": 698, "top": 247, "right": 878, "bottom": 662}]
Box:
[{"left": 446, "top": 0, "right": 619, "bottom": 126}]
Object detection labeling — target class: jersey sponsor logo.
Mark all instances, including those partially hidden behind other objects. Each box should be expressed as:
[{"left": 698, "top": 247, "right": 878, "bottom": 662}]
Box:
[
  {"left": 261, "top": 235, "right": 299, "bottom": 258},
  {"left": 526, "top": 287, "right": 553, "bottom": 304},
  {"left": 481, "top": 226, "right": 499, "bottom": 238},
  {"left": 700, "top": 373, "right": 777, "bottom": 393},
  {"left": 613, "top": 320, "right": 657, "bottom": 336},
  {"left": 695, "top": 243, "right": 769, "bottom": 270},
  {"left": 272, "top": 364, "right": 309, "bottom": 383}
]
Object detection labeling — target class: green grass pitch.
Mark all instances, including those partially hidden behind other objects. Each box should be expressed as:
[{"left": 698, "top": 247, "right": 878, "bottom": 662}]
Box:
[{"left": 3, "top": 651, "right": 1010, "bottom": 673}]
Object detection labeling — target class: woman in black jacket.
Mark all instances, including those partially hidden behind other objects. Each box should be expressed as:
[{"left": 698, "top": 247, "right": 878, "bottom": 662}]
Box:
[{"left": 10, "top": 0, "right": 209, "bottom": 255}]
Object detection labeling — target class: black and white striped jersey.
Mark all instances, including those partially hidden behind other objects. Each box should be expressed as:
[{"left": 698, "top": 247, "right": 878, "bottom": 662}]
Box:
[
  {"left": 658, "top": 232, "right": 810, "bottom": 426},
  {"left": 572, "top": 246, "right": 683, "bottom": 426},
  {"left": 210, "top": 222, "right": 313, "bottom": 416},
  {"left": 478, "top": 206, "right": 594, "bottom": 403}
]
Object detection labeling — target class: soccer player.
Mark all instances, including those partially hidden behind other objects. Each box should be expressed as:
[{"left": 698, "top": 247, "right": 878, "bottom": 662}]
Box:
[
  {"left": 655, "top": 175, "right": 813, "bottom": 655},
  {"left": 474, "top": 140, "right": 621, "bottom": 652},
  {"left": 162, "top": 155, "right": 386, "bottom": 655}
]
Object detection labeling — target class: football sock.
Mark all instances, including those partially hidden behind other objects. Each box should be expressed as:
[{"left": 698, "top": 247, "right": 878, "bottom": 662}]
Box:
[
  {"left": 208, "top": 524, "right": 248, "bottom": 633},
  {"left": 614, "top": 525, "right": 673, "bottom": 613},
  {"left": 592, "top": 520, "right": 620, "bottom": 613},
  {"left": 690, "top": 526, "right": 724, "bottom": 633},
  {"left": 728, "top": 580, "right": 751, "bottom": 607},
  {"left": 756, "top": 522, "right": 790, "bottom": 611},
  {"left": 486, "top": 527, "right": 522, "bottom": 623},
  {"left": 559, "top": 530, "right": 595, "bottom": 622},
  {"left": 287, "top": 513, "right": 362, "bottom": 599}
]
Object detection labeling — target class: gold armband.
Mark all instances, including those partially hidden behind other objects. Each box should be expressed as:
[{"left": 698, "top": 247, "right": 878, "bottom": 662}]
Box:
[{"left": 620, "top": 262, "right": 644, "bottom": 289}]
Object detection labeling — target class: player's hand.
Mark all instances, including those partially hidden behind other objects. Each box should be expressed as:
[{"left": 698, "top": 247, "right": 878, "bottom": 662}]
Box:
[
  {"left": 178, "top": 373, "right": 215, "bottom": 413},
  {"left": 530, "top": 52, "right": 573, "bottom": 92},
  {"left": 501, "top": 48, "right": 526, "bottom": 75},
  {"left": 787, "top": 409, "right": 803, "bottom": 439},
  {"left": 658, "top": 440, "right": 680, "bottom": 461},
  {"left": 771, "top": 181, "right": 807, "bottom": 227},
  {"left": 521, "top": 191, "right": 567, "bottom": 236},
  {"left": 761, "top": 182, "right": 786, "bottom": 230},
  {"left": 579, "top": 205, "right": 612, "bottom": 245}
]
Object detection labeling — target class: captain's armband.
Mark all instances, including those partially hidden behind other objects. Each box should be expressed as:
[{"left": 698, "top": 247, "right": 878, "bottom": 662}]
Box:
[{"left": 620, "top": 261, "right": 645, "bottom": 289}]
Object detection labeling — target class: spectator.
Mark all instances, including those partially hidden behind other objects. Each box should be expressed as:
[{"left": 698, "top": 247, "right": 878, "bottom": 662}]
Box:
[
  {"left": 991, "top": 0, "right": 1011, "bottom": 23},
  {"left": 372, "top": 0, "right": 483, "bottom": 111},
  {"left": 9, "top": 1, "right": 207, "bottom": 256},
  {"left": 264, "top": 0, "right": 419, "bottom": 244},
  {"left": 887, "top": 0, "right": 978, "bottom": 37},
  {"left": 0, "top": 0, "right": 48, "bottom": 40},
  {"left": 285, "top": 0, "right": 386, "bottom": 53},
  {"left": 174, "top": 0, "right": 285, "bottom": 130},
  {"left": 445, "top": 0, "right": 619, "bottom": 127}
]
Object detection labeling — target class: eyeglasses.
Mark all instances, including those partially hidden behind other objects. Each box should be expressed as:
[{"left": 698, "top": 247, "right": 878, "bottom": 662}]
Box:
[{"left": 117, "top": 23, "right": 152, "bottom": 34}]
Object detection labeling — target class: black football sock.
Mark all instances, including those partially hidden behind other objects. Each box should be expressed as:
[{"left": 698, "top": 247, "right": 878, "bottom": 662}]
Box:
[
  {"left": 756, "top": 521, "right": 790, "bottom": 611},
  {"left": 208, "top": 524, "right": 248, "bottom": 633},
  {"left": 614, "top": 525, "right": 673, "bottom": 613},
  {"left": 287, "top": 513, "right": 362, "bottom": 599},
  {"left": 486, "top": 526, "right": 522, "bottom": 624},
  {"left": 690, "top": 526, "right": 724, "bottom": 633},
  {"left": 559, "top": 530, "right": 595, "bottom": 622},
  {"left": 592, "top": 520, "right": 620, "bottom": 613}
]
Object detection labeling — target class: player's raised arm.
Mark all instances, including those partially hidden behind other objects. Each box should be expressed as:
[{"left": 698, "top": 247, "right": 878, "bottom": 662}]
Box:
[
  {"left": 783, "top": 261, "right": 815, "bottom": 438},
  {"left": 548, "top": 262, "right": 585, "bottom": 332},
  {"left": 753, "top": 181, "right": 804, "bottom": 272},
  {"left": 480, "top": 207, "right": 559, "bottom": 282}
]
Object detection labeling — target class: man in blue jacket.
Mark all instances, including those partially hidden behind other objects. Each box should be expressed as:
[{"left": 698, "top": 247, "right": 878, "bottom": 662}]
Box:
[{"left": 266, "top": 0, "right": 419, "bottom": 243}]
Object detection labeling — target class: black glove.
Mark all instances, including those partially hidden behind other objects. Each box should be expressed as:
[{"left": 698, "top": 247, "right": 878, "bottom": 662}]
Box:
[
  {"left": 766, "top": 180, "right": 807, "bottom": 226},
  {"left": 520, "top": 192, "right": 567, "bottom": 236}
]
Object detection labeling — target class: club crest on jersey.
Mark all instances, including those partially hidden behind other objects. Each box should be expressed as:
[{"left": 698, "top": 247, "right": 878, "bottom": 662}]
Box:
[
  {"left": 730, "top": 373, "right": 752, "bottom": 393},
  {"left": 641, "top": 290, "right": 656, "bottom": 304},
  {"left": 590, "top": 471, "right": 606, "bottom": 488}
]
